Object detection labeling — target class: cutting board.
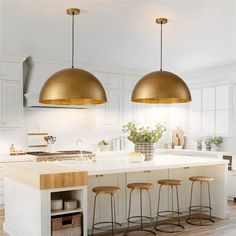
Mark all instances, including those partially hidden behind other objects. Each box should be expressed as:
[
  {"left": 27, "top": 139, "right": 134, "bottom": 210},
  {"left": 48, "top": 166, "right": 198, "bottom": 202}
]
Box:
[{"left": 172, "top": 127, "right": 185, "bottom": 148}]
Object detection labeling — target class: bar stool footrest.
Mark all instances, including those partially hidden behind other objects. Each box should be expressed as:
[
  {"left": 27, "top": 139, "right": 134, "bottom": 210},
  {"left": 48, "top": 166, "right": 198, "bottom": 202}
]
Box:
[
  {"left": 189, "top": 205, "right": 212, "bottom": 213},
  {"left": 127, "top": 215, "right": 154, "bottom": 224},
  {"left": 155, "top": 223, "right": 184, "bottom": 233},
  {"left": 157, "top": 210, "right": 183, "bottom": 219},
  {"left": 92, "top": 221, "right": 121, "bottom": 231},
  {"left": 124, "top": 229, "right": 156, "bottom": 235},
  {"left": 186, "top": 218, "right": 215, "bottom": 226}
]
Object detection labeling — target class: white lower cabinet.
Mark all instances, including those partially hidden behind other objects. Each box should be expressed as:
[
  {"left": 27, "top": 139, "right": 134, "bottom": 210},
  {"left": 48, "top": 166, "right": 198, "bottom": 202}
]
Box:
[
  {"left": 126, "top": 170, "right": 169, "bottom": 217},
  {"left": 87, "top": 173, "right": 126, "bottom": 228},
  {"left": 227, "top": 171, "right": 236, "bottom": 198},
  {"left": 169, "top": 167, "right": 203, "bottom": 212}
]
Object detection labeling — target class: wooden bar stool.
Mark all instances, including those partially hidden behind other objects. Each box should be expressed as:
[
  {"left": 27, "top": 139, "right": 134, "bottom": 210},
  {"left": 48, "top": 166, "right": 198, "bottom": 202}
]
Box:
[
  {"left": 186, "top": 176, "right": 215, "bottom": 226},
  {"left": 91, "top": 186, "right": 121, "bottom": 236},
  {"left": 126, "top": 182, "right": 156, "bottom": 235},
  {"left": 155, "top": 179, "right": 184, "bottom": 233}
]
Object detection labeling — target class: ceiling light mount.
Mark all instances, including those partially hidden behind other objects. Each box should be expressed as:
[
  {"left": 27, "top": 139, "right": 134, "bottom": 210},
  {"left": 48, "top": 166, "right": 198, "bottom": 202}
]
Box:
[
  {"left": 156, "top": 18, "right": 168, "bottom": 24},
  {"left": 67, "top": 8, "right": 80, "bottom": 15}
]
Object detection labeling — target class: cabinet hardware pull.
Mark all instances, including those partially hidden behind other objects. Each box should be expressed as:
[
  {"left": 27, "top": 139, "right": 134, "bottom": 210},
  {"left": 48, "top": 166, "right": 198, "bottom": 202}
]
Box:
[
  {"left": 100, "top": 175, "right": 103, "bottom": 177},
  {"left": 184, "top": 167, "right": 190, "bottom": 169},
  {"left": 144, "top": 170, "right": 151, "bottom": 173}
]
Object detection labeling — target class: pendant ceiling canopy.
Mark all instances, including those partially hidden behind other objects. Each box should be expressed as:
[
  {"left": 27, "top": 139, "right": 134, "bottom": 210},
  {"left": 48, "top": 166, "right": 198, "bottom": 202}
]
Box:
[
  {"left": 39, "top": 8, "right": 107, "bottom": 105},
  {"left": 131, "top": 18, "right": 191, "bottom": 104}
]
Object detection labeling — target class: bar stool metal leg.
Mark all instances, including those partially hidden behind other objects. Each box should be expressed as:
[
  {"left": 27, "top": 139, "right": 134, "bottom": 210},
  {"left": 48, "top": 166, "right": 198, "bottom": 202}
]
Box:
[
  {"left": 125, "top": 187, "right": 156, "bottom": 235},
  {"left": 92, "top": 191, "right": 121, "bottom": 235},
  {"left": 92, "top": 193, "right": 99, "bottom": 236},
  {"left": 186, "top": 179, "right": 215, "bottom": 226},
  {"left": 155, "top": 182, "right": 184, "bottom": 233}
]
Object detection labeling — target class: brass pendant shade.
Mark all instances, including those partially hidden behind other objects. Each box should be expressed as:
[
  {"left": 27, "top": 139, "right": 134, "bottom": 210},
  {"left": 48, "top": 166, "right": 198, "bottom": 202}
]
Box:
[
  {"left": 39, "top": 8, "right": 107, "bottom": 105},
  {"left": 131, "top": 18, "right": 191, "bottom": 104},
  {"left": 131, "top": 71, "right": 191, "bottom": 103},
  {"left": 39, "top": 68, "right": 107, "bottom": 105}
]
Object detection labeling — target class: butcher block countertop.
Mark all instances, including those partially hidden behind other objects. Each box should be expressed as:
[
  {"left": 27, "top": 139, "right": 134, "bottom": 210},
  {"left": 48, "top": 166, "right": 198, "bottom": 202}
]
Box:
[
  {"left": 3, "top": 155, "right": 228, "bottom": 190},
  {"left": 3, "top": 162, "right": 87, "bottom": 190}
]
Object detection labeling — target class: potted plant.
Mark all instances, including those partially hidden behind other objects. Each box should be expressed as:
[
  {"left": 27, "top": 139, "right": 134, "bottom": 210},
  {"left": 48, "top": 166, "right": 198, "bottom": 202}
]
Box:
[
  {"left": 195, "top": 137, "right": 203, "bottom": 151},
  {"left": 98, "top": 139, "right": 110, "bottom": 151},
  {"left": 122, "top": 122, "right": 166, "bottom": 161},
  {"left": 204, "top": 136, "right": 213, "bottom": 151},
  {"left": 212, "top": 136, "right": 223, "bottom": 151}
]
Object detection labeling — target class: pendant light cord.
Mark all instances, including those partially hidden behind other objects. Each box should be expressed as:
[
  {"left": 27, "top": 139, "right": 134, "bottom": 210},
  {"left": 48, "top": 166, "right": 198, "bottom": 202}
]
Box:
[
  {"left": 72, "top": 12, "right": 75, "bottom": 68},
  {"left": 160, "top": 22, "right": 163, "bottom": 71}
]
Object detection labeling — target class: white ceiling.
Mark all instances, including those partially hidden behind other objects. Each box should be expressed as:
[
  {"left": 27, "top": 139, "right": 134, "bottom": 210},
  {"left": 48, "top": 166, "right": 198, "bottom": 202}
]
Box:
[{"left": 0, "top": 0, "right": 236, "bottom": 74}]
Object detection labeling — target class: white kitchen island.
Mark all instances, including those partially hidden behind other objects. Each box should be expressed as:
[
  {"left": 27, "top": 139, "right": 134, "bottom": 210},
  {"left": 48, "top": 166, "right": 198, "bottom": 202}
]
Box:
[{"left": 3, "top": 154, "right": 228, "bottom": 235}]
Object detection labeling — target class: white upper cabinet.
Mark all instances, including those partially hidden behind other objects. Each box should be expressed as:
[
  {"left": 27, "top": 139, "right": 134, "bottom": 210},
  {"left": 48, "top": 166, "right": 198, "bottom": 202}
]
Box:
[
  {"left": 190, "top": 89, "right": 201, "bottom": 111},
  {"left": 0, "top": 61, "right": 22, "bottom": 82},
  {"left": 93, "top": 71, "right": 123, "bottom": 89},
  {"left": 202, "top": 87, "right": 215, "bottom": 111},
  {"left": 216, "top": 85, "right": 230, "bottom": 110},
  {"left": 0, "top": 58, "right": 24, "bottom": 128},
  {"left": 94, "top": 90, "right": 123, "bottom": 129},
  {"left": 1, "top": 83, "right": 23, "bottom": 128}
]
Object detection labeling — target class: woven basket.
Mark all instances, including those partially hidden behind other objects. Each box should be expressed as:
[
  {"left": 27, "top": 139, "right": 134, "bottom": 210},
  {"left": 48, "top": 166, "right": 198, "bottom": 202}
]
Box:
[{"left": 134, "top": 143, "right": 155, "bottom": 161}]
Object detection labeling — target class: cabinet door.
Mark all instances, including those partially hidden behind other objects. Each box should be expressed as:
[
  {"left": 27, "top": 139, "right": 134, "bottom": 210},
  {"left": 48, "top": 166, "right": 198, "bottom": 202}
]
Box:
[
  {"left": 202, "top": 87, "right": 215, "bottom": 111},
  {"left": 1, "top": 83, "right": 23, "bottom": 127},
  {"left": 94, "top": 90, "right": 123, "bottom": 129},
  {"left": 0, "top": 62, "right": 22, "bottom": 82},
  {"left": 123, "top": 91, "right": 134, "bottom": 124},
  {"left": 87, "top": 176, "right": 101, "bottom": 228},
  {"left": 98, "top": 174, "right": 126, "bottom": 223},
  {"left": 227, "top": 171, "right": 236, "bottom": 198},
  {"left": 190, "top": 89, "right": 201, "bottom": 111},
  {"left": 215, "top": 110, "right": 229, "bottom": 134},
  {"left": 202, "top": 111, "right": 215, "bottom": 135},
  {"left": 216, "top": 85, "right": 230, "bottom": 110},
  {"left": 189, "top": 111, "right": 201, "bottom": 134},
  {"left": 126, "top": 170, "right": 168, "bottom": 217}
]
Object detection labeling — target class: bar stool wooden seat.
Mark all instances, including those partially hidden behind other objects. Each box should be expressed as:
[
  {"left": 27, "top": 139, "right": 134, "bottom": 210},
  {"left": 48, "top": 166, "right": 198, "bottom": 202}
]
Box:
[
  {"left": 155, "top": 179, "right": 184, "bottom": 233},
  {"left": 92, "top": 186, "right": 121, "bottom": 236},
  {"left": 126, "top": 182, "right": 156, "bottom": 235},
  {"left": 186, "top": 176, "right": 215, "bottom": 226}
]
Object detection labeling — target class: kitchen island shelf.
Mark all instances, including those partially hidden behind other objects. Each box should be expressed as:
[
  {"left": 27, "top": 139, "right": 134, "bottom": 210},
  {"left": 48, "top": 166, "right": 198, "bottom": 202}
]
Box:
[{"left": 51, "top": 208, "right": 83, "bottom": 216}]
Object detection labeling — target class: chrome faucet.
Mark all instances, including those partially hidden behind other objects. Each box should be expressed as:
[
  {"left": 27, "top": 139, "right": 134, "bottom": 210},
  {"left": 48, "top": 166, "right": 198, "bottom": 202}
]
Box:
[{"left": 76, "top": 138, "right": 84, "bottom": 160}]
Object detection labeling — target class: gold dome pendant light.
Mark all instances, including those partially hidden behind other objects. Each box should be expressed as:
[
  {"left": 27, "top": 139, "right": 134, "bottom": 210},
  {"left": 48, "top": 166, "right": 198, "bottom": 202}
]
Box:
[
  {"left": 131, "top": 18, "right": 191, "bottom": 103},
  {"left": 39, "top": 8, "right": 107, "bottom": 105}
]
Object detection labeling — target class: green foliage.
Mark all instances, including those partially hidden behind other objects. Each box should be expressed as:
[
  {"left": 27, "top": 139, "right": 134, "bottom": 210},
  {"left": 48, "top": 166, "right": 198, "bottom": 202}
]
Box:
[
  {"left": 122, "top": 122, "right": 166, "bottom": 144},
  {"left": 195, "top": 137, "right": 203, "bottom": 145},
  {"left": 204, "top": 136, "right": 214, "bottom": 146},
  {"left": 98, "top": 139, "right": 109, "bottom": 145},
  {"left": 212, "top": 136, "right": 223, "bottom": 146}
]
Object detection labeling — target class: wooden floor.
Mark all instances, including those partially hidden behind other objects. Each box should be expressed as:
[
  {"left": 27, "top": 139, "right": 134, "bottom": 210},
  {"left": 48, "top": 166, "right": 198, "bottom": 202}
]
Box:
[{"left": 0, "top": 201, "right": 236, "bottom": 236}]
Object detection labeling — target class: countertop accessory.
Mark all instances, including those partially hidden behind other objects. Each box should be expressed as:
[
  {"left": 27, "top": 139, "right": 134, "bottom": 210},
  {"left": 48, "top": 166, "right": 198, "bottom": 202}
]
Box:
[
  {"left": 63, "top": 199, "right": 77, "bottom": 210},
  {"left": 51, "top": 199, "right": 63, "bottom": 212},
  {"left": 98, "top": 140, "right": 110, "bottom": 152},
  {"left": 128, "top": 152, "right": 145, "bottom": 163},
  {"left": 123, "top": 122, "right": 166, "bottom": 161},
  {"left": 39, "top": 8, "right": 107, "bottom": 105},
  {"left": 131, "top": 18, "right": 191, "bottom": 104},
  {"left": 172, "top": 127, "right": 185, "bottom": 148}
]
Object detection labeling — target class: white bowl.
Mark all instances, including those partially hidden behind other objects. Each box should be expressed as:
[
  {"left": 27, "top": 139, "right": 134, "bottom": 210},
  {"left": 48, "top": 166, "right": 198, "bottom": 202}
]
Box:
[
  {"left": 174, "top": 145, "right": 183, "bottom": 150},
  {"left": 51, "top": 199, "right": 63, "bottom": 211},
  {"left": 128, "top": 154, "right": 145, "bottom": 163}
]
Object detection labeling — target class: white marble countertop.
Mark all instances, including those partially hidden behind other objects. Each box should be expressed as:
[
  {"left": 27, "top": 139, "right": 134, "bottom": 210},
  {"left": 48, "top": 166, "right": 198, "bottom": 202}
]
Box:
[
  {"left": 48, "top": 155, "right": 229, "bottom": 176},
  {"left": 155, "top": 149, "right": 232, "bottom": 156},
  {"left": 0, "top": 154, "right": 35, "bottom": 163}
]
